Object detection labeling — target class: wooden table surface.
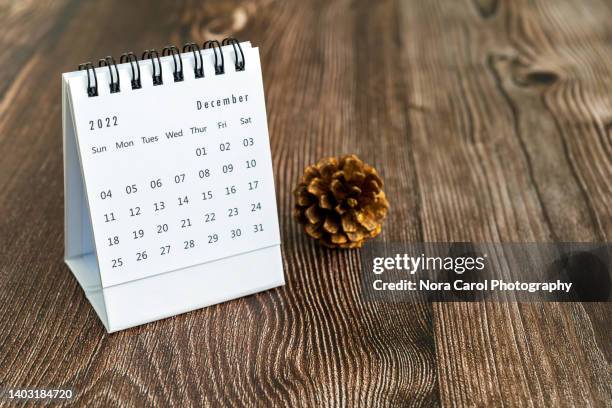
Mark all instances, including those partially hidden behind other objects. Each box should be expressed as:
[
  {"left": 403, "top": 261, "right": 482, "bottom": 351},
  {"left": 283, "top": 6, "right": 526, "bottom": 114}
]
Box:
[{"left": 1, "top": 0, "right": 610, "bottom": 406}]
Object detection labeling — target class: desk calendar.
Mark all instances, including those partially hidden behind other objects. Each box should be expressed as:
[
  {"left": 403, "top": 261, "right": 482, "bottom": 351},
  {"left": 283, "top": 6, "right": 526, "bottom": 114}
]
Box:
[{"left": 62, "top": 39, "right": 285, "bottom": 332}]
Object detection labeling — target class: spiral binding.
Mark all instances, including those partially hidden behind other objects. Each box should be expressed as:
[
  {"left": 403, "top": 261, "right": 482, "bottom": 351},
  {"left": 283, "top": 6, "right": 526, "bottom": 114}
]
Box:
[
  {"left": 141, "top": 49, "right": 163, "bottom": 86},
  {"left": 119, "top": 52, "right": 141, "bottom": 89},
  {"left": 98, "top": 56, "right": 120, "bottom": 93},
  {"left": 222, "top": 38, "right": 245, "bottom": 71},
  {"left": 77, "top": 62, "right": 98, "bottom": 97},
  {"left": 203, "top": 40, "right": 224, "bottom": 75},
  {"left": 162, "top": 45, "right": 184, "bottom": 82},
  {"left": 182, "top": 43, "right": 204, "bottom": 78},
  {"left": 78, "top": 38, "right": 245, "bottom": 97}
]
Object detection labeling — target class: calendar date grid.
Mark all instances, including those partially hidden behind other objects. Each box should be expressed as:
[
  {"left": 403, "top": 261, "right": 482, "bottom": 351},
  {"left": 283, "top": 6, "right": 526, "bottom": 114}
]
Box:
[
  {"left": 97, "top": 167, "right": 270, "bottom": 271},
  {"left": 91, "top": 116, "right": 276, "bottom": 273}
]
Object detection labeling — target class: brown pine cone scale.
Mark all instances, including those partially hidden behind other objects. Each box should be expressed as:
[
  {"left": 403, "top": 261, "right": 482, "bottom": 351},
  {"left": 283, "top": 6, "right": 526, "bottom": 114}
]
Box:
[{"left": 294, "top": 155, "right": 389, "bottom": 249}]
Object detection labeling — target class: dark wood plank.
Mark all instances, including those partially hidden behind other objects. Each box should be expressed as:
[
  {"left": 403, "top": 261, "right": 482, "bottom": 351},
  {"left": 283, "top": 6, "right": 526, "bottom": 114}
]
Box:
[
  {"left": 0, "top": 0, "right": 75, "bottom": 100},
  {"left": 394, "top": 0, "right": 611, "bottom": 405},
  {"left": 0, "top": 0, "right": 609, "bottom": 406}
]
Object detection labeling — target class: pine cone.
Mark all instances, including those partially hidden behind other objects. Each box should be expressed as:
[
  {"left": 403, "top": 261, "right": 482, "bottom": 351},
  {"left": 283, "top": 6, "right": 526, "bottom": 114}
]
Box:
[{"left": 294, "top": 155, "right": 389, "bottom": 249}]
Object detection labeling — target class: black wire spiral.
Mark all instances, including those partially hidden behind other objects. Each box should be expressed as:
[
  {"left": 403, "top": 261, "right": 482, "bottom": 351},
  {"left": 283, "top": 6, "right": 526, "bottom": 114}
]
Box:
[
  {"left": 141, "top": 49, "right": 163, "bottom": 86},
  {"left": 77, "top": 62, "right": 98, "bottom": 97},
  {"left": 203, "top": 40, "right": 224, "bottom": 75},
  {"left": 119, "top": 52, "right": 141, "bottom": 89},
  {"left": 182, "top": 42, "right": 204, "bottom": 78},
  {"left": 162, "top": 45, "right": 184, "bottom": 82},
  {"left": 98, "top": 56, "right": 120, "bottom": 93},
  {"left": 77, "top": 38, "right": 246, "bottom": 97},
  {"left": 222, "top": 38, "right": 245, "bottom": 71}
]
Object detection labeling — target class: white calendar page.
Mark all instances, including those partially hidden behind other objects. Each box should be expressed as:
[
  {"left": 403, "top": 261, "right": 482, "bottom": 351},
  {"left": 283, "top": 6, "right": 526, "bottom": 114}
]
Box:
[{"left": 65, "top": 45, "right": 281, "bottom": 288}]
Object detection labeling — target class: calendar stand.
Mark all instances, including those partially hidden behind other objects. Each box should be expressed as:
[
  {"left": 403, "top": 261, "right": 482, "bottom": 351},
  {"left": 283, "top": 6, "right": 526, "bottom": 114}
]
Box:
[{"left": 63, "top": 40, "right": 285, "bottom": 332}]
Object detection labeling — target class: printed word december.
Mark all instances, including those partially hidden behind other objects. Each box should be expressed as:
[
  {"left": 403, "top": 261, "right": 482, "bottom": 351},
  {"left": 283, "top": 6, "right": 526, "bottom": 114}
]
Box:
[{"left": 196, "top": 93, "right": 249, "bottom": 110}]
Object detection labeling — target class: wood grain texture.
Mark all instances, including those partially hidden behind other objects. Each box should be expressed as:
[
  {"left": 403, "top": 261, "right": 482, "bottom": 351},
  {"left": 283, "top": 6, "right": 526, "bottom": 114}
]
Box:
[{"left": 0, "top": 0, "right": 609, "bottom": 406}]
